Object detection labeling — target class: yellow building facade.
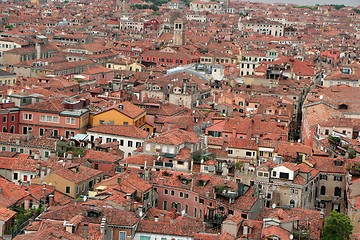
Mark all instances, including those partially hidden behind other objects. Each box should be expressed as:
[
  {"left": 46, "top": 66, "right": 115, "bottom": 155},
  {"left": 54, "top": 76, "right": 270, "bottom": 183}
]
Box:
[
  {"left": 106, "top": 60, "right": 145, "bottom": 72},
  {"left": 0, "top": 69, "right": 16, "bottom": 86},
  {"left": 90, "top": 102, "right": 146, "bottom": 129}
]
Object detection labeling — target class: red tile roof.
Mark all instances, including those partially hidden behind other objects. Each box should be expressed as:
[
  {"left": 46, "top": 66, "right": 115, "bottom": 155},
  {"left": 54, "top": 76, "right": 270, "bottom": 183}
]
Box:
[
  {"left": 262, "top": 225, "right": 292, "bottom": 239},
  {"left": 120, "top": 154, "right": 156, "bottom": 166},
  {"left": 93, "top": 101, "right": 145, "bottom": 119},
  {"left": 0, "top": 205, "right": 16, "bottom": 222},
  {"left": 146, "top": 129, "right": 199, "bottom": 145},
  {"left": 137, "top": 214, "right": 203, "bottom": 237},
  {"left": 52, "top": 165, "right": 103, "bottom": 184},
  {"left": 87, "top": 124, "right": 150, "bottom": 139},
  {"left": 83, "top": 150, "right": 123, "bottom": 163},
  {"left": 0, "top": 177, "right": 29, "bottom": 208}
]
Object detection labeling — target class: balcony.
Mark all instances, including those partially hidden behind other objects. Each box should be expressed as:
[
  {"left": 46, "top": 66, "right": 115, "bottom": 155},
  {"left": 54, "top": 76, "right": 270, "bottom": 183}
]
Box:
[
  {"left": 349, "top": 164, "right": 360, "bottom": 176},
  {"left": 314, "top": 132, "right": 324, "bottom": 141},
  {"left": 215, "top": 186, "right": 239, "bottom": 199},
  {"left": 332, "top": 196, "right": 340, "bottom": 203},
  {"left": 154, "top": 161, "right": 173, "bottom": 168},
  {"left": 204, "top": 214, "right": 227, "bottom": 225}
]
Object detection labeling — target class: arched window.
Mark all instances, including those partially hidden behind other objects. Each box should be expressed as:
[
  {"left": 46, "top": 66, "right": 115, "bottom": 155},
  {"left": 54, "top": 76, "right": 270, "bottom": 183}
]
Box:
[
  {"left": 163, "top": 201, "right": 167, "bottom": 210},
  {"left": 185, "top": 205, "right": 189, "bottom": 214},
  {"left": 10, "top": 126, "right": 14, "bottom": 133},
  {"left": 320, "top": 186, "right": 326, "bottom": 195},
  {"left": 334, "top": 187, "right": 341, "bottom": 197},
  {"left": 2, "top": 127, "right": 7, "bottom": 132},
  {"left": 176, "top": 203, "right": 181, "bottom": 213},
  {"left": 171, "top": 202, "right": 176, "bottom": 209},
  {"left": 194, "top": 208, "right": 197, "bottom": 218},
  {"left": 290, "top": 199, "right": 295, "bottom": 208}
]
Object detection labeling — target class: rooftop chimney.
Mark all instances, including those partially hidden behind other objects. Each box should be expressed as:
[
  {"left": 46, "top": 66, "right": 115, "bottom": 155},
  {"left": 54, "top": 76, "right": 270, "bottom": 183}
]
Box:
[
  {"left": 27, "top": 130, "right": 34, "bottom": 141},
  {"left": 100, "top": 217, "right": 106, "bottom": 235},
  {"left": 83, "top": 223, "right": 88, "bottom": 239},
  {"left": 36, "top": 43, "right": 41, "bottom": 60}
]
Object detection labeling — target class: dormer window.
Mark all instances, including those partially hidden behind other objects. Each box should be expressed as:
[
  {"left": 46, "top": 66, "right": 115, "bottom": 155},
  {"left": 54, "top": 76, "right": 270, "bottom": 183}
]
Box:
[
  {"left": 70, "top": 166, "right": 80, "bottom": 173},
  {"left": 198, "top": 179, "right": 208, "bottom": 186},
  {"left": 334, "top": 160, "right": 343, "bottom": 166},
  {"left": 338, "top": 104, "right": 348, "bottom": 110},
  {"left": 87, "top": 209, "right": 101, "bottom": 218},
  {"left": 279, "top": 172, "right": 289, "bottom": 179},
  {"left": 341, "top": 68, "right": 351, "bottom": 74}
]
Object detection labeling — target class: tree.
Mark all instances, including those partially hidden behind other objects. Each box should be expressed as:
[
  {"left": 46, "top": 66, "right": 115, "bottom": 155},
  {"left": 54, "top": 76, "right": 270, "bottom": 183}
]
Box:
[
  {"left": 235, "top": 161, "right": 244, "bottom": 171},
  {"left": 5, "top": 24, "right": 13, "bottom": 30},
  {"left": 348, "top": 147, "right": 356, "bottom": 159},
  {"left": 322, "top": 210, "right": 353, "bottom": 240},
  {"left": 149, "top": 4, "right": 159, "bottom": 11}
]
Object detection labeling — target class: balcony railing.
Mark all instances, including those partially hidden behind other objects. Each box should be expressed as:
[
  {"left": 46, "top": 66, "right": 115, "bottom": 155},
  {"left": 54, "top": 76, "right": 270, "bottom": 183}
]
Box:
[
  {"left": 204, "top": 214, "right": 227, "bottom": 225},
  {"left": 215, "top": 187, "right": 239, "bottom": 199}
]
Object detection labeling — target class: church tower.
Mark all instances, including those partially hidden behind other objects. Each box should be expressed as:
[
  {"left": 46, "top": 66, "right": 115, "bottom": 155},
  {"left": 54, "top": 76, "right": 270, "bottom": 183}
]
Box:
[
  {"left": 121, "top": 0, "right": 130, "bottom": 12},
  {"left": 115, "top": 0, "right": 130, "bottom": 14},
  {"left": 173, "top": 18, "right": 185, "bottom": 46}
]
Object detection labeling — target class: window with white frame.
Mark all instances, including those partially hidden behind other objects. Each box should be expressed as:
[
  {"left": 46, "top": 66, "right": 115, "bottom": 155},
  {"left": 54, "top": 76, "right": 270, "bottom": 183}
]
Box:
[
  {"left": 40, "top": 115, "right": 59, "bottom": 123},
  {"left": 119, "top": 231, "right": 126, "bottom": 240},
  {"left": 66, "top": 117, "right": 76, "bottom": 125},
  {"left": 23, "top": 113, "right": 33, "bottom": 120}
]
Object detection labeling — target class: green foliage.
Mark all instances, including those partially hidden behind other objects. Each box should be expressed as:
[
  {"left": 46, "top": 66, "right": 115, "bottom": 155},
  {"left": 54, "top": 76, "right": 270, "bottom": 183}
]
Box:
[
  {"left": 8, "top": 205, "right": 45, "bottom": 236},
  {"left": 293, "top": 230, "right": 310, "bottom": 240},
  {"left": 131, "top": 4, "right": 149, "bottom": 9},
  {"left": 181, "top": 0, "right": 190, "bottom": 7},
  {"left": 328, "top": 135, "right": 340, "bottom": 144},
  {"left": 149, "top": 4, "right": 159, "bottom": 11},
  {"left": 5, "top": 24, "right": 13, "bottom": 30},
  {"left": 293, "top": 5, "right": 317, "bottom": 10},
  {"left": 57, "top": 141, "right": 85, "bottom": 157},
  {"left": 353, "top": 163, "right": 360, "bottom": 172},
  {"left": 353, "top": 8, "right": 360, "bottom": 14},
  {"left": 193, "top": 152, "right": 202, "bottom": 164},
  {"left": 329, "top": 4, "right": 346, "bottom": 10},
  {"left": 348, "top": 147, "right": 356, "bottom": 159},
  {"left": 294, "top": 4, "right": 346, "bottom": 11},
  {"left": 144, "top": 0, "right": 169, "bottom": 6},
  {"left": 131, "top": 3, "right": 159, "bottom": 11},
  {"left": 322, "top": 211, "right": 353, "bottom": 240},
  {"left": 151, "top": 11, "right": 160, "bottom": 15},
  {"left": 192, "top": 151, "right": 214, "bottom": 164},
  {"left": 235, "top": 161, "right": 244, "bottom": 171},
  {"left": 215, "top": 185, "right": 226, "bottom": 192}
]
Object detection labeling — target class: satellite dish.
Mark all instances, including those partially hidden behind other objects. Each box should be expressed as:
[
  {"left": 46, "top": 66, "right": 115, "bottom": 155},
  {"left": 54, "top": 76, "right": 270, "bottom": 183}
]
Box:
[
  {"left": 319, "top": 95, "right": 323, "bottom": 100},
  {"left": 272, "top": 204, "right": 277, "bottom": 209},
  {"left": 290, "top": 234, "right": 294, "bottom": 239}
]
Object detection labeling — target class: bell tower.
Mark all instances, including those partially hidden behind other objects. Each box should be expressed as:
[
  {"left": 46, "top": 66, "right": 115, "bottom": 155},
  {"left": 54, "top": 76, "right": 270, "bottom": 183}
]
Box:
[
  {"left": 173, "top": 18, "right": 185, "bottom": 46},
  {"left": 115, "top": 0, "right": 130, "bottom": 14}
]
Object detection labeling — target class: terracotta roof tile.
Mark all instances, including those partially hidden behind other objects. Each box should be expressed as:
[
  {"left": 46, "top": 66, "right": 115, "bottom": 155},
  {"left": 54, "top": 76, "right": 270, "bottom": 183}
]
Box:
[
  {"left": 93, "top": 101, "right": 145, "bottom": 119},
  {"left": 87, "top": 124, "right": 149, "bottom": 139},
  {"left": 52, "top": 165, "right": 103, "bottom": 184}
]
